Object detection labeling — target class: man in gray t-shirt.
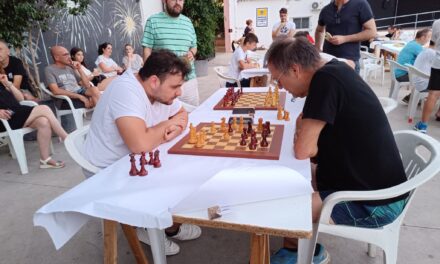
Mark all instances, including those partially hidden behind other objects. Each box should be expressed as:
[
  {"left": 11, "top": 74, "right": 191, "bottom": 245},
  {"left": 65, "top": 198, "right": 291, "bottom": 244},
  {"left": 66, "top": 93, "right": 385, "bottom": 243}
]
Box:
[{"left": 44, "top": 46, "right": 100, "bottom": 108}]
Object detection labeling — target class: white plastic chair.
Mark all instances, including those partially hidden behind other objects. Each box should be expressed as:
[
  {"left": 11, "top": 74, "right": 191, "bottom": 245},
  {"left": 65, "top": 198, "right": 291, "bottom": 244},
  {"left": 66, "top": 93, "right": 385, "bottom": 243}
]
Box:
[
  {"left": 388, "top": 60, "right": 410, "bottom": 100},
  {"left": 64, "top": 125, "right": 167, "bottom": 264},
  {"left": 378, "top": 97, "right": 398, "bottom": 114},
  {"left": 39, "top": 83, "right": 92, "bottom": 131},
  {"left": 213, "top": 66, "right": 241, "bottom": 89},
  {"left": 360, "top": 51, "right": 384, "bottom": 87},
  {"left": 64, "top": 125, "right": 98, "bottom": 174},
  {"left": 301, "top": 130, "right": 440, "bottom": 264},
  {"left": 0, "top": 101, "right": 38, "bottom": 174},
  {"left": 406, "top": 65, "right": 430, "bottom": 123}
]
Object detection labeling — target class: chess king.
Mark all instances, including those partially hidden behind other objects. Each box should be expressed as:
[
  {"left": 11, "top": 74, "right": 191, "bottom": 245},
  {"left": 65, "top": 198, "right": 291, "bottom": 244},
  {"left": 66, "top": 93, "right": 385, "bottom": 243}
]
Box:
[{"left": 83, "top": 49, "right": 202, "bottom": 256}]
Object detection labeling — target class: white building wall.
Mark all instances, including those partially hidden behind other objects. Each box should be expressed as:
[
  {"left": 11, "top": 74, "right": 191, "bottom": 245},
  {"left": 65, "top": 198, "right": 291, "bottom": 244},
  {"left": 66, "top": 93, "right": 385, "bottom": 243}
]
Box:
[
  {"left": 140, "top": 0, "right": 163, "bottom": 25},
  {"left": 231, "top": 0, "right": 330, "bottom": 49}
]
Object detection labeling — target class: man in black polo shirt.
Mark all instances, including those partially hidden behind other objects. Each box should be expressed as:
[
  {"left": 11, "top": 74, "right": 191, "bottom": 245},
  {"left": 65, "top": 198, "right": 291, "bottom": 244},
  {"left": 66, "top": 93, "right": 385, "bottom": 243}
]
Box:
[
  {"left": 0, "top": 40, "right": 37, "bottom": 100},
  {"left": 315, "top": 0, "right": 377, "bottom": 73},
  {"left": 267, "top": 38, "right": 407, "bottom": 263}
]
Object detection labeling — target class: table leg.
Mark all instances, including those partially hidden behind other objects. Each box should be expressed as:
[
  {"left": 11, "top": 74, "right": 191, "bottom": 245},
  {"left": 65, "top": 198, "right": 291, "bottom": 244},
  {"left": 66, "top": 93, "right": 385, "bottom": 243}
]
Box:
[
  {"left": 104, "top": 219, "right": 118, "bottom": 264},
  {"left": 147, "top": 228, "right": 167, "bottom": 264},
  {"left": 121, "top": 224, "right": 149, "bottom": 264},
  {"left": 250, "top": 233, "right": 270, "bottom": 264}
]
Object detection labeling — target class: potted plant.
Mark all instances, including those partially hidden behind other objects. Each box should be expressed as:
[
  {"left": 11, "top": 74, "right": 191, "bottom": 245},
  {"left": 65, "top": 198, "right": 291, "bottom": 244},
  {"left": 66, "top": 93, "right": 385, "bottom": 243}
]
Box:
[{"left": 183, "top": 0, "right": 223, "bottom": 77}]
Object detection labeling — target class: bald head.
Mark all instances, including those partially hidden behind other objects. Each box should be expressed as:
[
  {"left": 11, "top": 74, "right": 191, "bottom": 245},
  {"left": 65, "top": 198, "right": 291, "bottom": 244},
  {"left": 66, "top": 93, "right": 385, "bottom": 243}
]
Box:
[{"left": 50, "top": 46, "right": 72, "bottom": 66}]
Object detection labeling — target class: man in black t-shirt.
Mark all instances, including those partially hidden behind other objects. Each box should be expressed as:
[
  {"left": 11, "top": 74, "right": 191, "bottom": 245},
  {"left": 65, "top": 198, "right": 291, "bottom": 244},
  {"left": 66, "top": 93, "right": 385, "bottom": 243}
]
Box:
[
  {"left": 0, "top": 40, "right": 37, "bottom": 100},
  {"left": 266, "top": 38, "right": 407, "bottom": 264},
  {"left": 315, "top": 0, "right": 377, "bottom": 74}
]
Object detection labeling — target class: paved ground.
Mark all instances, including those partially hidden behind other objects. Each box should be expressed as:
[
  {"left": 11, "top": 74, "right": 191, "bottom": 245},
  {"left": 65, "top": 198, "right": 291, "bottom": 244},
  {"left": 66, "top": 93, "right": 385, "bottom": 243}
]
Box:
[{"left": 0, "top": 52, "right": 439, "bottom": 264}]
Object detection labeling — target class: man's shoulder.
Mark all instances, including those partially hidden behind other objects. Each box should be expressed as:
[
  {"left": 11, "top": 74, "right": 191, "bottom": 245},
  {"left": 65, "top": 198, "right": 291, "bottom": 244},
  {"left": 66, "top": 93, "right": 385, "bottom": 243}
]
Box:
[
  {"left": 8, "top": 56, "right": 23, "bottom": 65},
  {"left": 148, "top": 12, "right": 166, "bottom": 21}
]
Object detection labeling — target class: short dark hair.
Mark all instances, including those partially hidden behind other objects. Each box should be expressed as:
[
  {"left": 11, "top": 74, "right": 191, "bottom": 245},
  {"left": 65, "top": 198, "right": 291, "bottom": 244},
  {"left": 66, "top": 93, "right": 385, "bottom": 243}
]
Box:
[
  {"left": 279, "top": 8, "right": 288, "bottom": 14},
  {"left": 243, "top": 33, "right": 259, "bottom": 45},
  {"left": 98, "top": 42, "right": 111, "bottom": 55},
  {"left": 265, "top": 37, "right": 321, "bottom": 72},
  {"left": 70, "top": 47, "right": 87, "bottom": 67},
  {"left": 138, "top": 49, "right": 191, "bottom": 83},
  {"left": 246, "top": 19, "right": 252, "bottom": 26},
  {"left": 294, "top": 31, "right": 308, "bottom": 38},
  {"left": 416, "top": 28, "right": 431, "bottom": 39}
]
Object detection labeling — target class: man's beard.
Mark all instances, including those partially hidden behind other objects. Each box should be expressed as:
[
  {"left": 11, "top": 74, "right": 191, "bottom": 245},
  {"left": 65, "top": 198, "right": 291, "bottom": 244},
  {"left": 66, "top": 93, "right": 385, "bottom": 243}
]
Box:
[{"left": 166, "top": 3, "right": 182, "bottom": 17}]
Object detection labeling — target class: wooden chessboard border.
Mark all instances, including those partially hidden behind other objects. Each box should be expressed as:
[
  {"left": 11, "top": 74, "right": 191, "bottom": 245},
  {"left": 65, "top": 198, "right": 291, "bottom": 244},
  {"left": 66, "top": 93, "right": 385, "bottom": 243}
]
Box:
[
  {"left": 213, "top": 91, "right": 287, "bottom": 111},
  {"left": 168, "top": 122, "right": 284, "bottom": 160}
]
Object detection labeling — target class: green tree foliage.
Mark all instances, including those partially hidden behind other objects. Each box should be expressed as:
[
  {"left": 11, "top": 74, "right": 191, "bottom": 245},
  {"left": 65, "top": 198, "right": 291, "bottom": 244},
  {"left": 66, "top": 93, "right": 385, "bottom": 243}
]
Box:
[
  {"left": 0, "top": 0, "right": 90, "bottom": 93},
  {"left": 183, "top": 0, "right": 223, "bottom": 60},
  {"left": 0, "top": 0, "right": 90, "bottom": 48}
]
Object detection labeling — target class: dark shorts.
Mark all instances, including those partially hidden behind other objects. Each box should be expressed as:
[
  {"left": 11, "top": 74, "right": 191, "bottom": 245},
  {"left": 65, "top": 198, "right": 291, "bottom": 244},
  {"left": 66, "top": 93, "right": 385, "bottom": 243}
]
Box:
[
  {"left": 427, "top": 68, "right": 440, "bottom": 91},
  {"left": 396, "top": 73, "right": 409, "bottom": 82},
  {"left": 0, "top": 105, "right": 33, "bottom": 132},
  {"left": 319, "top": 191, "right": 407, "bottom": 228}
]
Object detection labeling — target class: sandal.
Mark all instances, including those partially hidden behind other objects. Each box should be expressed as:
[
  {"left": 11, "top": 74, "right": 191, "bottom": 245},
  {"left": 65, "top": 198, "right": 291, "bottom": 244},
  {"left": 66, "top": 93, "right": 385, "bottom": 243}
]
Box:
[{"left": 40, "top": 157, "right": 65, "bottom": 169}]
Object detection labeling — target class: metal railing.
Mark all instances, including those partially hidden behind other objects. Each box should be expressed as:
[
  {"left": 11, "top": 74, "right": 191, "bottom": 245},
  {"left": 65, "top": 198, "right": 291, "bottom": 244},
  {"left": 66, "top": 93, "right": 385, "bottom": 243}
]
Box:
[{"left": 375, "top": 10, "right": 440, "bottom": 31}]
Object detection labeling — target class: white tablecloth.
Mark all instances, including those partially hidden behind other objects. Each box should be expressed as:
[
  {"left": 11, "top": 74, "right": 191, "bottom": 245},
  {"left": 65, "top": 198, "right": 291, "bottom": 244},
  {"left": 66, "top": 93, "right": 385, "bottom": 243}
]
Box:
[{"left": 33, "top": 87, "right": 312, "bottom": 249}]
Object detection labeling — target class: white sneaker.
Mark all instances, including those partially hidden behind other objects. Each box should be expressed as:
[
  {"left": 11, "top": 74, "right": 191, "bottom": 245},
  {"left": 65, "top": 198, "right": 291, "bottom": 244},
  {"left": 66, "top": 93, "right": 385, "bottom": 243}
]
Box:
[
  {"left": 136, "top": 228, "right": 180, "bottom": 256},
  {"left": 170, "top": 224, "right": 202, "bottom": 241}
]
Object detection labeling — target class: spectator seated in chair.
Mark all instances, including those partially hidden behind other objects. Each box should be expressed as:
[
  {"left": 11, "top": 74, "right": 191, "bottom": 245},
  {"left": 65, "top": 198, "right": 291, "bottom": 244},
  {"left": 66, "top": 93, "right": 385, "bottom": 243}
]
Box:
[
  {"left": 0, "top": 67, "right": 67, "bottom": 169},
  {"left": 45, "top": 46, "right": 101, "bottom": 109},
  {"left": 226, "top": 33, "right": 260, "bottom": 88},
  {"left": 0, "top": 40, "right": 39, "bottom": 101}
]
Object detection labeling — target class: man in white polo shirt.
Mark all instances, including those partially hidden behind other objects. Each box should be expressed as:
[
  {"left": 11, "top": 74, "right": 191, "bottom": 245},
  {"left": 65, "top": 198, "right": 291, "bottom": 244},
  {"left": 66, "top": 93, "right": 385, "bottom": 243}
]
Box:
[{"left": 83, "top": 49, "right": 201, "bottom": 256}]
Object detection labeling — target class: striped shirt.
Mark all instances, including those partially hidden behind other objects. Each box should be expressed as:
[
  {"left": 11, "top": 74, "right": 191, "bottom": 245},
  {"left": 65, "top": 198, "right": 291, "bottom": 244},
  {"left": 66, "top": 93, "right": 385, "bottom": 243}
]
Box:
[{"left": 142, "top": 12, "right": 197, "bottom": 80}]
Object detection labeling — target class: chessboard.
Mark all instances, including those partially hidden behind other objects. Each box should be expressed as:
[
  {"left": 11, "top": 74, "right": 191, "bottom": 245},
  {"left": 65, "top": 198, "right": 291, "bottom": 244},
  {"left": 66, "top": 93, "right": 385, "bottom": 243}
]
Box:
[
  {"left": 168, "top": 122, "right": 284, "bottom": 160},
  {"left": 213, "top": 91, "right": 286, "bottom": 111}
]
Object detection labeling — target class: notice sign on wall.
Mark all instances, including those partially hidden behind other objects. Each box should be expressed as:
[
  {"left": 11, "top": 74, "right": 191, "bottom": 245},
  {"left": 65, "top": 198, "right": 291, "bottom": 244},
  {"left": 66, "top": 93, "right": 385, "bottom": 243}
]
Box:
[{"left": 256, "top": 8, "right": 268, "bottom": 27}]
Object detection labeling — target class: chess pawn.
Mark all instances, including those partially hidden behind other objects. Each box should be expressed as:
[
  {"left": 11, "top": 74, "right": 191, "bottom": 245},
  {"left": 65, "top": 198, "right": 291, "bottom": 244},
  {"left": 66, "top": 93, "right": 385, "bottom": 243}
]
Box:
[
  {"left": 242, "top": 128, "right": 248, "bottom": 139},
  {"left": 265, "top": 121, "right": 271, "bottom": 135},
  {"left": 228, "top": 123, "right": 233, "bottom": 133},
  {"left": 210, "top": 121, "right": 216, "bottom": 134},
  {"left": 240, "top": 134, "right": 247, "bottom": 146},
  {"left": 232, "top": 117, "right": 237, "bottom": 131},
  {"left": 148, "top": 152, "right": 154, "bottom": 165},
  {"left": 138, "top": 152, "right": 148, "bottom": 176},
  {"left": 283, "top": 110, "right": 290, "bottom": 121},
  {"left": 223, "top": 130, "right": 230, "bottom": 140},
  {"left": 260, "top": 134, "right": 269, "bottom": 147},
  {"left": 195, "top": 133, "right": 203, "bottom": 148},
  {"left": 188, "top": 123, "right": 197, "bottom": 144},
  {"left": 221, "top": 117, "right": 226, "bottom": 132},
  {"left": 277, "top": 107, "right": 283, "bottom": 120},
  {"left": 257, "top": 118, "right": 263, "bottom": 132},
  {"left": 238, "top": 116, "right": 244, "bottom": 132}
]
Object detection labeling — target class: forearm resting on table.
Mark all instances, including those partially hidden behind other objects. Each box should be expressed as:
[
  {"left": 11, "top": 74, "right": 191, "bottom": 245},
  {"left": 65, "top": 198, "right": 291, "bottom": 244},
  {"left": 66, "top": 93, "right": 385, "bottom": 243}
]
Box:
[{"left": 116, "top": 117, "right": 178, "bottom": 154}]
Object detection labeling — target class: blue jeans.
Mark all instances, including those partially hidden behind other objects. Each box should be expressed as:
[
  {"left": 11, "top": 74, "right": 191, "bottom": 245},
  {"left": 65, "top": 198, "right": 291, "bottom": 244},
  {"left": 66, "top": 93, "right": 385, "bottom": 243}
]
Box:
[{"left": 319, "top": 191, "right": 407, "bottom": 228}]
